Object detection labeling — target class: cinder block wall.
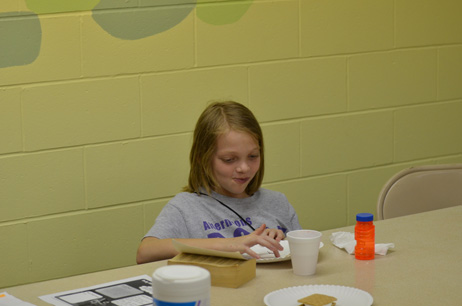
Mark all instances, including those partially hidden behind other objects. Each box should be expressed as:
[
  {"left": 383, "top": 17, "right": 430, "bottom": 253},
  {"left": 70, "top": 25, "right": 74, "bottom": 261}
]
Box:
[{"left": 1, "top": 0, "right": 461, "bottom": 288}]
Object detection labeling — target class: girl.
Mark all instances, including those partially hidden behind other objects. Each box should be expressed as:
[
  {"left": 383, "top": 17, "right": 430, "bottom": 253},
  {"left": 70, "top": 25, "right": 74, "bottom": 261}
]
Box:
[{"left": 136, "top": 101, "right": 301, "bottom": 263}]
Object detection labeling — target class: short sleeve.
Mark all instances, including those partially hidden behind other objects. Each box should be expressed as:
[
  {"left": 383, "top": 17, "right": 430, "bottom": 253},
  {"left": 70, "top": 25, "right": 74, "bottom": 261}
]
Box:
[{"left": 144, "top": 203, "right": 191, "bottom": 239}]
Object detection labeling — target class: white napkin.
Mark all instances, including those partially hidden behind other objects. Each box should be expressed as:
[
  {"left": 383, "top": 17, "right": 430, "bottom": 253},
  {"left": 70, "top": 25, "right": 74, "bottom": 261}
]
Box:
[{"left": 330, "top": 232, "right": 394, "bottom": 255}]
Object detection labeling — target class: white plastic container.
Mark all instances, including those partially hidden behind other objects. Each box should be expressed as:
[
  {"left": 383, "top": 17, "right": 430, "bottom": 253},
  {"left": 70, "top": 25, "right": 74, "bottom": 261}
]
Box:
[{"left": 152, "top": 265, "right": 211, "bottom": 306}]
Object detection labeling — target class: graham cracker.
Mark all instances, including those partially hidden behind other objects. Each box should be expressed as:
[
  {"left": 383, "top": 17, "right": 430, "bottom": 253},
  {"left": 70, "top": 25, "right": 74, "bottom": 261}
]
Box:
[{"left": 297, "top": 293, "right": 337, "bottom": 306}]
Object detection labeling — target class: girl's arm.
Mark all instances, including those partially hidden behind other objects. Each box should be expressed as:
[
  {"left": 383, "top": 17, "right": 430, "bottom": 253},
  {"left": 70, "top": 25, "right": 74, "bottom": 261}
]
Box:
[{"left": 136, "top": 224, "right": 285, "bottom": 264}]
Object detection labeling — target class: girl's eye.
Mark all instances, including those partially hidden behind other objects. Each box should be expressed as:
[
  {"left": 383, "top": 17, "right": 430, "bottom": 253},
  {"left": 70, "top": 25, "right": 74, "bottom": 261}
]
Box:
[
  {"left": 222, "top": 158, "right": 235, "bottom": 163},
  {"left": 249, "top": 155, "right": 260, "bottom": 159}
]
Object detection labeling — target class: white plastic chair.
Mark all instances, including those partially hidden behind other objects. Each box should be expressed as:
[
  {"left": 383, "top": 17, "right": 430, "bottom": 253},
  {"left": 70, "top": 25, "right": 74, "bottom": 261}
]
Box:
[{"left": 377, "top": 164, "right": 462, "bottom": 220}]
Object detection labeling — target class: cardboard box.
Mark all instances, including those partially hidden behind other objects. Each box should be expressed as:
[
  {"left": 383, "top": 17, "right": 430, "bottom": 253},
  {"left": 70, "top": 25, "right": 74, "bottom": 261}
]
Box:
[{"left": 168, "top": 253, "right": 256, "bottom": 288}]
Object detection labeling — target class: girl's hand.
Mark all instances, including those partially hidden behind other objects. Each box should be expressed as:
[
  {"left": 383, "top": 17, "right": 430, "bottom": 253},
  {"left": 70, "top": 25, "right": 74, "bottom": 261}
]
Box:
[
  {"left": 263, "top": 226, "right": 285, "bottom": 242},
  {"left": 230, "top": 224, "right": 285, "bottom": 259}
]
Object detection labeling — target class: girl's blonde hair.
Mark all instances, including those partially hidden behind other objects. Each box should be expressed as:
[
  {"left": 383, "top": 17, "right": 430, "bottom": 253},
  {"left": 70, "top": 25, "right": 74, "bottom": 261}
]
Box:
[{"left": 183, "top": 101, "right": 264, "bottom": 196}]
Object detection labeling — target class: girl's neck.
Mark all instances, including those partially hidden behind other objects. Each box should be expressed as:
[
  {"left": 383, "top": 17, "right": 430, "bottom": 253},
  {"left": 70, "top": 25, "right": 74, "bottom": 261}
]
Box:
[{"left": 213, "top": 188, "right": 250, "bottom": 199}]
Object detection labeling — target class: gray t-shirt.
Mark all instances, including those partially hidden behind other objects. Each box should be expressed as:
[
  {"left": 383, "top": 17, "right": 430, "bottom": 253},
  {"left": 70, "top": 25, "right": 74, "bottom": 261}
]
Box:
[{"left": 145, "top": 188, "right": 301, "bottom": 239}]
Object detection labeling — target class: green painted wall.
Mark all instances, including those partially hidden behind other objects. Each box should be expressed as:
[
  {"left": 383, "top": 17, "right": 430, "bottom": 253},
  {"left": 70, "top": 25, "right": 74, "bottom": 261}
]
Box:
[{"left": 1, "top": 0, "right": 462, "bottom": 288}]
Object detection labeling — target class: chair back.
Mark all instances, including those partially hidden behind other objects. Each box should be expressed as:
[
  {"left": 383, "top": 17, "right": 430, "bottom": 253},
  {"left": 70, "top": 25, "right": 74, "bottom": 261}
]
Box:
[{"left": 377, "top": 164, "right": 462, "bottom": 220}]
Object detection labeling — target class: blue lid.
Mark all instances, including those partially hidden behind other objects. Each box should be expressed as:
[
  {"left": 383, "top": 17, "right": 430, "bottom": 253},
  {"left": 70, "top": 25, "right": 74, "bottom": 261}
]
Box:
[{"left": 356, "top": 213, "right": 373, "bottom": 222}]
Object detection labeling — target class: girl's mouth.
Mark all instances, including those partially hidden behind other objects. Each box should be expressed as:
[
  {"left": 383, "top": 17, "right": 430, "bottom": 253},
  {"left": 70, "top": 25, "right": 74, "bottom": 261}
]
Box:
[{"left": 234, "top": 177, "right": 249, "bottom": 184}]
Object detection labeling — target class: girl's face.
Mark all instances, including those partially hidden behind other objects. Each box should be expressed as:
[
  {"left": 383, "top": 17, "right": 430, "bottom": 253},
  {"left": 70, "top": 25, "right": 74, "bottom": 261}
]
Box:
[{"left": 211, "top": 130, "right": 261, "bottom": 198}]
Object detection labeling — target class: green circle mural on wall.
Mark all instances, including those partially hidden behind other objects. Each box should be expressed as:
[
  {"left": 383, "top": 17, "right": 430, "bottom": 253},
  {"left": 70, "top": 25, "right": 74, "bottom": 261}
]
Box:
[
  {"left": 196, "top": 0, "right": 252, "bottom": 25},
  {"left": 25, "top": 0, "right": 100, "bottom": 14},
  {"left": 0, "top": 12, "right": 41, "bottom": 68},
  {"left": 92, "top": 0, "right": 196, "bottom": 40},
  {"left": 0, "top": 0, "right": 253, "bottom": 68}
]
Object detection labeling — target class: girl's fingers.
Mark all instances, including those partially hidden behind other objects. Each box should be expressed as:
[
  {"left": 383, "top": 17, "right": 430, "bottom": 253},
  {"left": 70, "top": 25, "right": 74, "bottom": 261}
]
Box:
[
  {"left": 254, "top": 223, "right": 266, "bottom": 235},
  {"left": 242, "top": 247, "right": 261, "bottom": 259},
  {"left": 263, "top": 228, "right": 285, "bottom": 241},
  {"left": 276, "top": 230, "right": 285, "bottom": 241},
  {"left": 242, "top": 226, "right": 285, "bottom": 258},
  {"left": 256, "top": 237, "right": 284, "bottom": 257}
]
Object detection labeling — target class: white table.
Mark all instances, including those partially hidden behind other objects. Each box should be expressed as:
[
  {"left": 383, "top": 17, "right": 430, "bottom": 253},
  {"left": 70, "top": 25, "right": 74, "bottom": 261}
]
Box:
[{"left": 2, "top": 205, "right": 461, "bottom": 305}]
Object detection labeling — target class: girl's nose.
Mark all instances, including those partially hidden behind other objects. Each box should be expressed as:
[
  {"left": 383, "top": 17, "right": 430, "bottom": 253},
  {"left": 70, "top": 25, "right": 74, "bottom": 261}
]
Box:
[{"left": 236, "top": 162, "right": 250, "bottom": 173}]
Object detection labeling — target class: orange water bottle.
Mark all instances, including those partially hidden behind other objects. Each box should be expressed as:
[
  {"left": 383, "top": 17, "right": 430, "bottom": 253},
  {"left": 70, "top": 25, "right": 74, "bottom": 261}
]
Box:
[{"left": 355, "top": 213, "right": 375, "bottom": 260}]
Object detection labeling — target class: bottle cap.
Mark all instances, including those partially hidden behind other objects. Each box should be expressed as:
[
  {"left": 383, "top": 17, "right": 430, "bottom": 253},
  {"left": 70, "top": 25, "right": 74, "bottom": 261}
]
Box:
[{"left": 356, "top": 213, "right": 373, "bottom": 222}]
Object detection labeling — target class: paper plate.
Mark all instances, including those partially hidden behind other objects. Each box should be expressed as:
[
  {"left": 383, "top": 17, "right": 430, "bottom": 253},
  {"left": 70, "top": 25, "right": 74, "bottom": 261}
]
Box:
[
  {"left": 264, "top": 284, "right": 373, "bottom": 306},
  {"left": 249, "top": 240, "right": 324, "bottom": 263}
]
